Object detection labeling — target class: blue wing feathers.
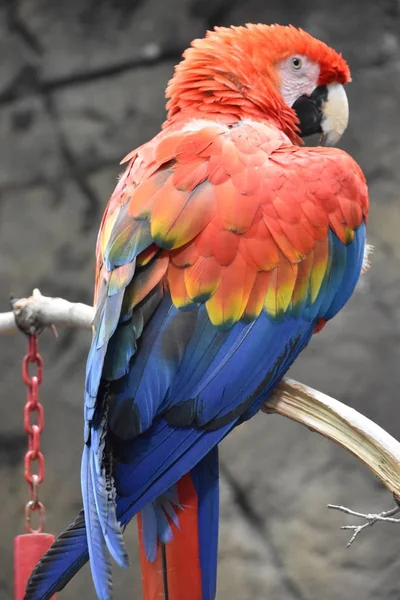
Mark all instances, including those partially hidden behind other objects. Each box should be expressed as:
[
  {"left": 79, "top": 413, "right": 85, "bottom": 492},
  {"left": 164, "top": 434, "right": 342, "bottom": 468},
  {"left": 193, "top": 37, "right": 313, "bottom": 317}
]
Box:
[
  {"left": 324, "top": 222, "right": 366, "bottom": 319},
  {"left": 114, "top": 316, "right": 313, "bottom": 519},
  {"left": 115, "top": 419, "right": 235, "bottom": 525},
  {"left": 102, "top": 321, "right": 137, "bottom": 381}
]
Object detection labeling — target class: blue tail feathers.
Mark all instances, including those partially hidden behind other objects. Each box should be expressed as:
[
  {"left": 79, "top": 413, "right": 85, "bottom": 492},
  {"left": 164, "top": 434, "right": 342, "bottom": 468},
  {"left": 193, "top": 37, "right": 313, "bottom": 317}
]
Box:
[{"left": 191, "top": 447, "right": 220, "bottom": 600}]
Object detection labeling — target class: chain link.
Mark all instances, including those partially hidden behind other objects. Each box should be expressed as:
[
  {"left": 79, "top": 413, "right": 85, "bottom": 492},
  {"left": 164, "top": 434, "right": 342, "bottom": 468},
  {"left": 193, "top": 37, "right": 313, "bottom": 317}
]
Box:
[{"left": 22, "top": 335, "right": 46, "bottom": 533}]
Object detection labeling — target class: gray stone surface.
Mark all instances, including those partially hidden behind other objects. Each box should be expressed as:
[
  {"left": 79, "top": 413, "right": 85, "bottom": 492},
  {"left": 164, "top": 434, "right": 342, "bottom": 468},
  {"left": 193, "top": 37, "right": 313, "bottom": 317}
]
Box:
[{"left": 0, "top": 0, "right": 400, "bottom": 598}]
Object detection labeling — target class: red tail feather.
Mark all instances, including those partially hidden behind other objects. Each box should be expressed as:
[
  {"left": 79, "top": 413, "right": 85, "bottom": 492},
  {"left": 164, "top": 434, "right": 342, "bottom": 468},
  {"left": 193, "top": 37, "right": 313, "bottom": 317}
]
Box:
[{"left": 138, "top": 474, "right": 202, "bottom": 600}]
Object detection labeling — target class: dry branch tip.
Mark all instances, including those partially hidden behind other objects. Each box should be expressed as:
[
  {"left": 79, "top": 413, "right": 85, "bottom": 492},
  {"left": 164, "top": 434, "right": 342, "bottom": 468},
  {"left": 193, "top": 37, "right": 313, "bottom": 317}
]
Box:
[{"left": 328, "top": 503, "right": 400, "bottom": 547}]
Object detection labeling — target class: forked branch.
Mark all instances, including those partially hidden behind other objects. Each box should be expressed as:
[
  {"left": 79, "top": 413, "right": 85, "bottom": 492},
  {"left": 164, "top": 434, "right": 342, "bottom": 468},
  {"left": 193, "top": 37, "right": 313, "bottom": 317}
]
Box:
[{"left": 327, "top": 504, "right": 400, "bottom": 547}]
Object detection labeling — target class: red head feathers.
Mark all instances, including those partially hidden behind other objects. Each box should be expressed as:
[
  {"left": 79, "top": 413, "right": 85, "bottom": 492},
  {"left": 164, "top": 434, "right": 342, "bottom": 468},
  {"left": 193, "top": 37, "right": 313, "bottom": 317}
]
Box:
[{"left": 166, "top": 24, "right": 350, "bottom": 142}]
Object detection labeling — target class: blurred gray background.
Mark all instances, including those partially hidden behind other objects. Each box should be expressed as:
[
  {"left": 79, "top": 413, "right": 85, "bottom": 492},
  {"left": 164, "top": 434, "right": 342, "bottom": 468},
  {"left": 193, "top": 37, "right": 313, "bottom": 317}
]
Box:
[{"left": 1, "top": 0, "right": 400, "bottom": 598}]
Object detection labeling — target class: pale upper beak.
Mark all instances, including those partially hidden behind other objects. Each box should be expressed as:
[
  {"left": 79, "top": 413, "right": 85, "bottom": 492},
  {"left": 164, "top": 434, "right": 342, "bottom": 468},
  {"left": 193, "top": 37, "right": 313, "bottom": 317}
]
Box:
[{"left": 320, "top": 83, "right": 349, "bottom": 146}]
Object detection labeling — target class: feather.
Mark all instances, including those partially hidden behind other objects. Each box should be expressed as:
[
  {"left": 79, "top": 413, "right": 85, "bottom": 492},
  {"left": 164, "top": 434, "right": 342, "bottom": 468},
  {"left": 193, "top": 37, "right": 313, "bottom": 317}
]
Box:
[
  {"left": 81, "top": 445, "right": 112, "bottom": 600},
  {"left": 136, "top": 243, "right": 159, "bottom": 267},
  {"left": 242, "top": 271, "right": 271, "bottom": 321},
  {"left": 264, "top": 214, "right": 305, "bottom": 263},
  {"left": 240, "top": 220, "right": 280, "bottom": 270},
  {"left": 140, "top": 503, "right": 159, "bottom": 562},
  {"left": 205, "top": 253, "right": 257, "bottom": 328},
  {"left": 115, "top": 419, "right": 234, "bottom": 526},
  {"left": 122, "top": 252, "right": 169, "bottom": 314},
  {"left": 89, "top": 449, "right": 128, "bottom": 567},
  {"left": 211, "top": 228, "right": 239, "bottom": 266},
  {"left": 309, "top": 237, "right": 329, "bottom": 304},
  {"left": 291, "top": 251, "right": 313, "bottom": 316},
  {"left": 102, "top": 320, "right": 137, "bottom": 381},
  {"left": 264, "top": 256, "right": 298, "bottom": 319},
  {"left": 190, "top": 448, "right": 219, "bottom": 600},
  {"left": 107, "top": 262, "right": 136, "bottom": 297},
  {"left": 184, "top": 255, "right": 222, "bottom": 302},
  {"left": 214, "top": 179, "right": 260, "bottom": 233},
  {"left": 24, "top": 511, "right": 89, "bottom": 600},
  {"left": 88, "top": 421, "right": 128, "bottom": 567},
  {"left": 104, "top": 211, "right": 153, "bottom": 271},
  {"left": 170, "top": 240, "right": 199, "bottom": 268},
  {"left": 301, "top": 198, "right": 329, "bottom": 231},
  {"left": 151, "top": 180, "right": 215, "bottom": 249},
  {"left": 95, "top": 285, "right": 126, "bottom": 349},
  {"left": 172, "top": 159, "right": 208, "bottom": 191},
  {"left": 324, "top": 222, "right": 366, "bottom": 319},
  {"left": 168, "top": 261, "right": 197, "bottom": 309},
  {"left": 155, "top": 505, "right": 174, "bottom": 545}
]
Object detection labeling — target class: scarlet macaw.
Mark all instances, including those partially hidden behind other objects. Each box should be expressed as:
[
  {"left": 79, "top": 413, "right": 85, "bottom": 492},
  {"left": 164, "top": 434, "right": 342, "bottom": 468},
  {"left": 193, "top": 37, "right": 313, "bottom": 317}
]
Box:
[{"left": 25, "top": 24, "right": 368, "bottom": 600}]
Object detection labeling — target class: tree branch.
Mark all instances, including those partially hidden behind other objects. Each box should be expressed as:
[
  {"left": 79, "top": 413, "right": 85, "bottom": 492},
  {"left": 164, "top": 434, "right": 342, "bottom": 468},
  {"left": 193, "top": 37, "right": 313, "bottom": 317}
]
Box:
[
  {"left": 8, "top": 288, "right": 94, "bottom": 335},
  {"left": 327, "top": 504, "right": 400, "bottom": 547},
  {"left": 3, "top": 289, "right": 400, "bottom": 544},
  {"left": 264, "top": 380, "right": 400, "bottom": 499}
]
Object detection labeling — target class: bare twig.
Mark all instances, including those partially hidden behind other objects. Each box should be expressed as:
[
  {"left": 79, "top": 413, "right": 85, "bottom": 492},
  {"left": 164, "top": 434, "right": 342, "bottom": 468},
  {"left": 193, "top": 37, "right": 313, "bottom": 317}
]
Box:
[{"left": 328, "top": 504, "right": 400, "bottom": 547}]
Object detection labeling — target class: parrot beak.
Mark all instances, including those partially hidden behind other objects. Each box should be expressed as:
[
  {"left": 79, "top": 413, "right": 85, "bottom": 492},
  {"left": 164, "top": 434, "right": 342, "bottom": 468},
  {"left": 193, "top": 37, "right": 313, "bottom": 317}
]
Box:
[
  {"left": 292, "top": 83, "right": 349, "bottom": 146},
  {"left": 319, "top": 83, "right": 349, "bottom": 146}
]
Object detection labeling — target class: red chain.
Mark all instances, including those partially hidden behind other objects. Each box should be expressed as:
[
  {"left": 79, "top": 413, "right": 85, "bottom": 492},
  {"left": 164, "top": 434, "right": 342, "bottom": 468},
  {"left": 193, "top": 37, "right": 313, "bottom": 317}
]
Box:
[{"left": 22, "top": 335, "right": 46, "bottom": 533}]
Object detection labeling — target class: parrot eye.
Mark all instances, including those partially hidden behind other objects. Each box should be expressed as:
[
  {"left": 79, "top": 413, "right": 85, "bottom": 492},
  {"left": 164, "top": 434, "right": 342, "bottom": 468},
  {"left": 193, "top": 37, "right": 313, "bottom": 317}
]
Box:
[{"left": 291, "top": 57, "right": 303, "bottom": 71}]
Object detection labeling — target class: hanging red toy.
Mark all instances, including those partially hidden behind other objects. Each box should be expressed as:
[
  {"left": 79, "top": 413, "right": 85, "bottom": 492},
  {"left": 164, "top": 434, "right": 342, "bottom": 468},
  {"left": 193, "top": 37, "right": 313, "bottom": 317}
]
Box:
[{"left": 14, "top": 335, "right": 55, "bottom": 600}]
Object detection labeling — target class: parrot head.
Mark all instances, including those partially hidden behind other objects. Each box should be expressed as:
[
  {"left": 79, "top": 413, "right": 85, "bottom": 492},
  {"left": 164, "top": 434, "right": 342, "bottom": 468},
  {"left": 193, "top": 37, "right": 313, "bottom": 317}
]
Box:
[{"left": 166, "top": 24, "right": 350, "bottom": 145}]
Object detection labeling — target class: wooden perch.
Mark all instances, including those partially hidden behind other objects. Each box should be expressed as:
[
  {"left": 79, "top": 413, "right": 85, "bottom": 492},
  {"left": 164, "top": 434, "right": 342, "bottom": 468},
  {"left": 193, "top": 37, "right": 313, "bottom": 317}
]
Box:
[
  {"left": 7, "top": 289, "right": 94, "bottom": 334},
  {"left": 3, "top": 289, "right": 400, "bottom": 542},
  {"left": 265, "top": 380, "right": 400, "bottom": 499}
]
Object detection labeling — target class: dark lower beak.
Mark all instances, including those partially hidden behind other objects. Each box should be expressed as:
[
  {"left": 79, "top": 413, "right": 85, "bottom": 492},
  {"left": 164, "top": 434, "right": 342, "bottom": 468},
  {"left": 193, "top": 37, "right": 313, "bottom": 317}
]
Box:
[{"left": 292, "top": 85, "right": 328, "bottom": 139}]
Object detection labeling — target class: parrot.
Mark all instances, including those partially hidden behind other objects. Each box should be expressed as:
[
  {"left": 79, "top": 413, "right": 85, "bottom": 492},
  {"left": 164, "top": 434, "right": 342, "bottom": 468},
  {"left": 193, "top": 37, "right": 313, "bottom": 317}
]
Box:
[{"left": 25, "top": 23, "right": 368, "bottom": 600}]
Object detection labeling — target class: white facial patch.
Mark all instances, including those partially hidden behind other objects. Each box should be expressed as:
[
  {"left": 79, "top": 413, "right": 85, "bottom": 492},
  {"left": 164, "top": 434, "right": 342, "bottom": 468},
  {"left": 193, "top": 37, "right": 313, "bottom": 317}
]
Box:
[{"left": 278, "top": 55, "right": 320, "bottom": 108}]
